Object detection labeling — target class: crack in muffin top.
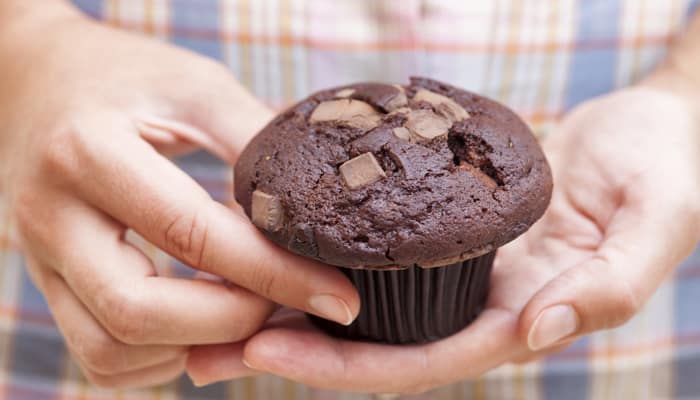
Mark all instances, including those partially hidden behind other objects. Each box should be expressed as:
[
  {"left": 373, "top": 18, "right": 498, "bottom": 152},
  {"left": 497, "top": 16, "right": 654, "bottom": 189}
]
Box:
[{"left": 234, "top": 77, "right": 552, "bottom": 269}]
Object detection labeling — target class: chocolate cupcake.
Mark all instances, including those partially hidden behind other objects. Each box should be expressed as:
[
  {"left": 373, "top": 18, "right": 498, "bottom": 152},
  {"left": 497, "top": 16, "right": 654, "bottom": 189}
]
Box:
[{"left": 234, "top": 77, "right": 552, "bottom": 344}]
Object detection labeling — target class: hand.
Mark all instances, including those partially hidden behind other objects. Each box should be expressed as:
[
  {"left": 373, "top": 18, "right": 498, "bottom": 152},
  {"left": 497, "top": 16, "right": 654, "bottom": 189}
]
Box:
[
  {"left": 0, "top": 5, "right": 359, "bottom": 389},
  {"left": 187, "top": 84, "right": 700, "bottom": 392}
]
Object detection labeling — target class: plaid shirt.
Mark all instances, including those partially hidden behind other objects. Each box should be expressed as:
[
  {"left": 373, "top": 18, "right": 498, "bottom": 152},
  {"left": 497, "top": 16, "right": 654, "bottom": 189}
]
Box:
[{"left": 1, "top": 0, "right": 700, "bottom": 399}]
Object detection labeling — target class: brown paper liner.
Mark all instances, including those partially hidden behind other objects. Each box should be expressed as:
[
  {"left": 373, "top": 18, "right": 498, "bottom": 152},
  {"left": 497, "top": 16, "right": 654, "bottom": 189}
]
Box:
[{"left": 309, "top": 250, "right": 496, "bottom": 344}]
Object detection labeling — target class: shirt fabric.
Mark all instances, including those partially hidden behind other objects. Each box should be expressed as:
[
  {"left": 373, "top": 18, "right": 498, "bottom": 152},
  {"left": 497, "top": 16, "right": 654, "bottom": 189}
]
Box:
[{"left": 1, "top": 0, "right": 700, "bottom": 399}]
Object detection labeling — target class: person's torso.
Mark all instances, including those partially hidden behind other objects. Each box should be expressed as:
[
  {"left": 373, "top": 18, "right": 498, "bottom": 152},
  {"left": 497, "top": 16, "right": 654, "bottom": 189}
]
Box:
[
  {"left": 0, "top": 2, "right": 697, "bottom": 399},
  {"left": 73, "top": 0, "right": 700, "bottom": 139}
]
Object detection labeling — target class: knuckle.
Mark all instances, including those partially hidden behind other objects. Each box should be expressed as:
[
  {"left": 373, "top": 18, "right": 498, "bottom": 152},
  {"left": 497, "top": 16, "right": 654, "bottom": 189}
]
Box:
[
  {"left": 162, "top": 209, "right": 210, "bottom": 268},
  {"left": 37, "top": 123, "right": 82, "bottom": 178},
  {"left": 98, "top": 286, "right": 151, "bottom": 344},
  {"left": 607, "top": 281, "right": 640, "bottom": 328},
  {"left": 13, "top": 188, "right": 38, "bottom": 235},
  {"left": 579, "top": 259, "right": 640, "bottom": 329},
  {"left": 11, "top": 186, "right": 57, "bottom": 250},
  {"left": 247, "top": 265, "right": 276, "bottom": 298},
  {"left": 73, "top": 334, "right": 125, "bottom": 375},
  {"left": 81, "top": 368, "right": 125, "bottom": 390}
]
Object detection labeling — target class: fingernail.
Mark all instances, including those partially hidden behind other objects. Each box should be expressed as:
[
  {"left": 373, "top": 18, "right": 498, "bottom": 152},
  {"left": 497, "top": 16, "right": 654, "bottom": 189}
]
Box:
[
  {"left": 528, "top": 304, "right": 579, "bottom": 351},
  {"left": 241, "top": 358, "right": 255, "bottom": 370},
  {"left": 307, "top": 294, "right": 354, "bottom": 325},
  {"left": 189, "top": 361, "right": 260, "bottom": 388},
  {"left": 189, "top": 374, "right": 207, "bottom": 387}
]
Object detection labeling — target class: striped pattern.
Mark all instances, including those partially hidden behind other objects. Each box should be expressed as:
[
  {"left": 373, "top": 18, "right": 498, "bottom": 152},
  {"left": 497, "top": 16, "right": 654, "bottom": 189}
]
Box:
[
  {"left": 312, "top": 253, "right": 495, "bottom": 344},
  {"left": 1, "top": 0, "right": 699, "bottom": 398}
]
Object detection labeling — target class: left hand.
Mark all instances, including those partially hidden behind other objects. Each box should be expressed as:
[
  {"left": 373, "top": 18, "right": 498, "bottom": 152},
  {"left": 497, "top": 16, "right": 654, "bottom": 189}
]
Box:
[
  {"left": 187, "top": 84, "right": 700, "bottom": 393},
  {"left": 0, "top": 5, "right": 359, "bottom": 389}
]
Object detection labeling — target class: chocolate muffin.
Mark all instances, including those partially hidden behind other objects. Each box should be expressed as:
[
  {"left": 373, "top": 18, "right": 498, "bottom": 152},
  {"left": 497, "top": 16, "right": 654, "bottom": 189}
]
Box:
[{"left": 234, "top": 77, "right": 552, "bottom": 344}]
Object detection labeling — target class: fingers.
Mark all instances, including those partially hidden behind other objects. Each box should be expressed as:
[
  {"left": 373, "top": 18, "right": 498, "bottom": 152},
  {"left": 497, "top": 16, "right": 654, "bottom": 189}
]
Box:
[
  {"left": 135, "top": 118, "right": 204, "bottom": 159},
  {"left": 186, "top": 342, "right": 261, "bottom": 386},
  {"left": 124, "top": 54, "right": 274, "bottom": 162},
  {"left": 67, "top": 117, "right": 358, "bottom": 325},
  {"left": 24, "top": 255, "right": 186, "bottom": 389},
  {"left": 519, "top": 182, "right": 700, "bottom": 352},
  {"left": 155, "top": 61, "right": 275, "bottom": 161},
  {"left": 81, "top": 355, "right": 187, "bottom": 390},
  {"left": 240, "top": 309, "right": 522, "bottom": 393},
  {"left": 26, "top": 257, "right": 186, "bottom": 374},
  {"left": 186, "top": 308, "right": 298, "bottom": 386},
  {"left": 22, "top": 192, "right": 275, "bottom": 345}
]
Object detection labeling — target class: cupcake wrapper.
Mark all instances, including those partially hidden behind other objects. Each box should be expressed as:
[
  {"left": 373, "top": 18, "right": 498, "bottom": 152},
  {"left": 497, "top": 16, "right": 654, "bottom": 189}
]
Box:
[{"left": 309, "top": 250, "right": 496, "bottom": 344}]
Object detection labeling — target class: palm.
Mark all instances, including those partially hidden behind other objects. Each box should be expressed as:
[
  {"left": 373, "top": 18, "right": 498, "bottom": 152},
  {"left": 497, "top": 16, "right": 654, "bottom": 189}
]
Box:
[
  {"left": 486, "top": 147, "right": 612, "bottom": 364},
  {"left": 490, "top": 112, "right": 614, "bottom": 323}
]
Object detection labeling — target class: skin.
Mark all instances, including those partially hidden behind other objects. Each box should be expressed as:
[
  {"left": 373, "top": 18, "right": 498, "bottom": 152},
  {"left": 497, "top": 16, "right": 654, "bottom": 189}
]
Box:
[
  {"left": 189, "top": 84, "right": 700, "bottom": 392},
  {"left": 1, "top": 0, "right": 699, "bottom": 393},
  {"left": 189, "top": 7, "right": 700, "bottom": 393},
  {"left": 0, "top": 1, "right": 358, "bottom": 389}
]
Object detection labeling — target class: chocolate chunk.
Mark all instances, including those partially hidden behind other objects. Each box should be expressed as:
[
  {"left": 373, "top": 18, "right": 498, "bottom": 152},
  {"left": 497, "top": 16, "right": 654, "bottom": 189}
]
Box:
[
  {"left": 392, "top": 127, "right": 410, "bottom": 140},
  {"left": 348, "top": 127, "right": 393, "bottom": 156},
  {"left": 352, "top": 83, "right": 408, "bottom": 112},
  {"left": 310, "top": 99, "right": 381, "bottom": 131},
  {"left": 334, "top": 88, "right": 355, "bottom": 98},
  {"left": 436, "top": 103, "right": 468, "bottom": 124},
  {"left": 384, "top": 91, "right": 408, "bottom": 112},
  {"left": 413, "top": 89, "right": 470, "bottom": 123},
  {"left": 404, "top": 109, "right": 451, "bottom": 140},
  {"left": 339, "top": 152, "right": 386, "bottom": 189},
  {"left": 234, "top": 76, "right": 553, "bottom": 271},
  {"left": 388, "top": 107, "right": 411, "bottom": 117},
  {"left": 251, "top": 190, "right": 284, "bottom": 231}
]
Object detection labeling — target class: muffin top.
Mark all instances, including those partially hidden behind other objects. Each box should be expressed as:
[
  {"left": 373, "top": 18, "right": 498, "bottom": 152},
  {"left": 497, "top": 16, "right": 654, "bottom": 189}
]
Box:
[{"left": 234, "top": 77, "right": 552, "bottom": 269}]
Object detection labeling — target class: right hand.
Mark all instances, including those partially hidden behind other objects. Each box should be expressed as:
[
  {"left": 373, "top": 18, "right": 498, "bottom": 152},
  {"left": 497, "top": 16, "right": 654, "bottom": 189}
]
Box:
[
  {"left": 194, "top": 84, "right": 700, "bottom": 393},
  {"left": 0, "top": 4, "right": 359, "bottom": 389}
]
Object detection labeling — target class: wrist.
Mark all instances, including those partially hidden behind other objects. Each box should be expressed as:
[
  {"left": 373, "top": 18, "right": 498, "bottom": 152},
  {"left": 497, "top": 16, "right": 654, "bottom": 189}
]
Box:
[{"left": 643, "top": 65, "right": 700, "bottom": 232}]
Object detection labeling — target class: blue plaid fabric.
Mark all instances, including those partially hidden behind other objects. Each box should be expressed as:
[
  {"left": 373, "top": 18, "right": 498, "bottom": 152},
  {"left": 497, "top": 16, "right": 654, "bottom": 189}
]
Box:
[{"left": 0, "top": 1, "right": 699, "bottom": 398}]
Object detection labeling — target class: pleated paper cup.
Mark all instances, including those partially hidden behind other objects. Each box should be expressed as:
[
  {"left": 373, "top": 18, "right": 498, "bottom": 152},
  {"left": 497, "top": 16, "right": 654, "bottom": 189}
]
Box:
[{"left": 309, "top": 251, "right": 496, "bottom": 344}]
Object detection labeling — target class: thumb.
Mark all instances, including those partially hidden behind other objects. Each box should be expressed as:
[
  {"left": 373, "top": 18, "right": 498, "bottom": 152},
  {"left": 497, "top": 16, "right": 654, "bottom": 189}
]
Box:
[
  {"left": 179, "top": 65, "right": 276, "bottom": 162},
  {"left": 519, "top": 190, "right": 699, "bottom": 352},
  {"left": 139, "top": 63, "right": 275, "bottom": 163}
]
